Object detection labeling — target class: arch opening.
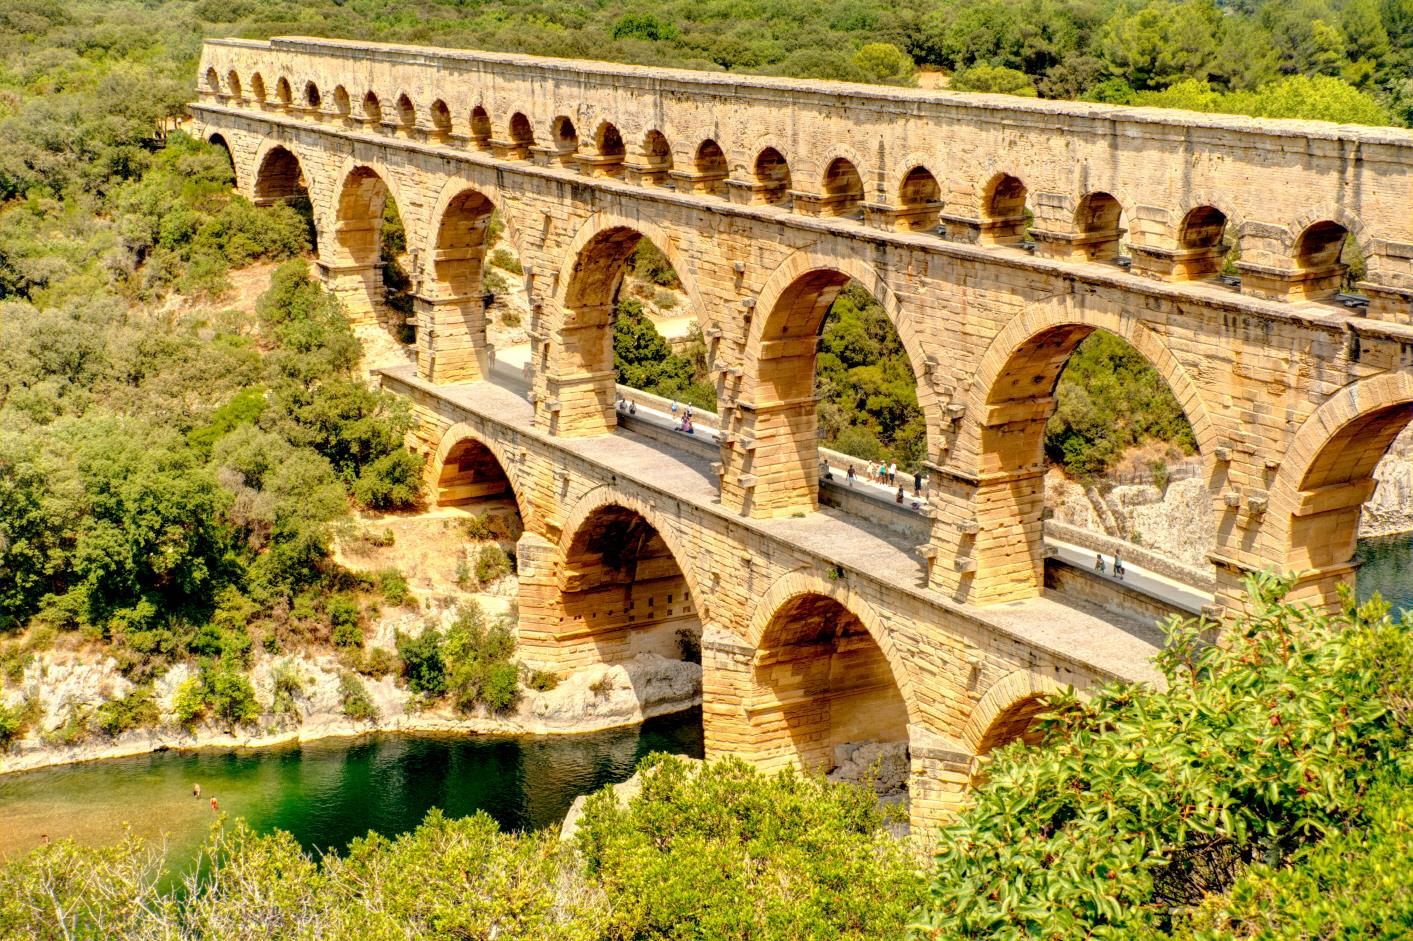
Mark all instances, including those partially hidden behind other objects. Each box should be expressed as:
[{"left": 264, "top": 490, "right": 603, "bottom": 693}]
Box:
[
  {"left": 641, "top": 130, "right": 672, "bottom": 178},
  {"left": 753, "top": 593, "right": 909, "bottom": 788},
  {"left": 979, "top": 323, "right": 1206, "bottom": 605},
  {"left": 1286, "top": 399, "right": 1413, "bottom": 605},
  {"left": 747, "top": 270, "right": 924, "bottom": 517},
  {"left": 304, "top": 81, "right": 321, "bottom": 110},
  {"left": 333, "top": 165, "right": 413, "bottom": 339},
  {"left": 689, "top": 140, "right": 728, "bottom": 197},
  {"left": 1176, "top": 205, "right": 1230, "bottom": 281},
  {"left": 225, "top": 70, "right": 242, "bottom": 100},
  {"left": 205, "top": 67, "right": 220, "bottom": 94},
  {"left": 981, "top": 173, "right": 1030, "bottom": 245},
  {"left": 753, "top": 147, "right": 791, "bottom": 206},
  {"left": 586, "top": 121, "right": 625, "bottom": 177},
  {"left": 1292, "top": 220, "right": 1361, "bottom": 299},
  {"left": 252, "top": 145, "right": 314, "bottom": 247},
  {"left": 550, "top": 115, "right": 579, "bottom": 164},
  {"left": 250, "top": 73, "right": 267, "bottom": 102},
  {"left": 430, "top": 99, "right": 453, "bottom": 139},
  {"left": 896, "top": 166, "right": 942, "bottom": 232},
  {"left": 1073, "top": 192, "right": 1125, "bottom": 263},
  {"left": 332, "top": 85, "right": 351, "bottom": 118},
  {"left": 821, "top": 158, "right": 864, "bottom": 218},
  {"left": 362, "top": 91, "right": 383, "bottom": 126},
  {"left": 207, "top": 134, "right": 234, "bottom": 173},
  {"left": 469, "top": 106, "right": 492, "bottom": 147},
  {"left": 551, "top": 226, "right": 710, "bottom": 436},
  {"left": 507, "top": 112, "right": 535, "bottom": 159},
  {"left": 559, "top": 504, "right": 702, "bottom": 667},
  {"left": 275, "top": 77, "right": 292, "bottom": 107},
  {"left": 424, "top": 188, "right": 528, "bottom": 382},
  {"left": 396, "top": 94, "right": 416, "bottom": 131}
]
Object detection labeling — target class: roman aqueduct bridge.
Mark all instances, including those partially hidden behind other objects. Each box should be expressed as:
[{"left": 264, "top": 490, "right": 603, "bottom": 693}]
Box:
[{"left": 192, "top": 37, "right": 1413, "bottom": 825}]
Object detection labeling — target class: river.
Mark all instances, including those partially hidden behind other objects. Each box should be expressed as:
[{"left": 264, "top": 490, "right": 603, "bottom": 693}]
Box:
[
  {"left": 0, "top": 708, "right": 702, "bottom": 864},
  {"left": 1357, "top": 533, "right": 1413, "bottom": 613}
]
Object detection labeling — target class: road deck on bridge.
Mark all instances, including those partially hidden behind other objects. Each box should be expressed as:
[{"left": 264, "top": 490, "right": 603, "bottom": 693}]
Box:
[{"left": 387, "top": 364, "right": 1168, "bottom": 686}]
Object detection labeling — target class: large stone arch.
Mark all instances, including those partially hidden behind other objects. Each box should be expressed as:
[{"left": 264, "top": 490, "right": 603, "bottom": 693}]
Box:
[
  {"left": 537, "top": 210, "right": 710, "bottom": 438},
  {"left": 428, "top": 420, "right": 533, "bottom": 526},
  {"left": 936, "top": 290, "right": 1219, "bottom": 605},
  {"left": 961, "top": 666, "right": 1090, "bottom": 757},
  {"left": 414, "top": 176, "right": 533, "bottom": 383},
  {"left": 1258, "top": 370, "right": 1413, "bottom": 608},
  {"left": 739, "top": 569, "right": 919, "bottom": 774},
  {"left": 250, "top": 138, "right": 315, "bottom": 207},
  {"left": 320, "top": 157, "right": 414, "bottom": 327},
  {"left": 743, "top": 569, "right": 919, "bottom": 723},
  {"left": 535, "top": 485, "right": 705, "bottom": 668},
  {"left": 725, "top": 249, "right": 941, "bottom": 518}
]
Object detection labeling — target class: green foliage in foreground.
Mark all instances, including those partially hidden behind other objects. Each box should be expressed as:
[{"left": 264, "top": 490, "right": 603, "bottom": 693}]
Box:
[
  {"left": 913, "top": 576, "right": 1413, "bottom": 939},
  {"left": 0, "top": 757, "right": 922, "bottom": 941},
  {"left": 395, "top": 601, "right": 520, "bottom": 714}
]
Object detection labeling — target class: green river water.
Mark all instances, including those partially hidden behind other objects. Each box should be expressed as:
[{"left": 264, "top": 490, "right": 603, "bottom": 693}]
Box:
[{"left": 0, "top": 708, "right": 702, "bottom": 865}]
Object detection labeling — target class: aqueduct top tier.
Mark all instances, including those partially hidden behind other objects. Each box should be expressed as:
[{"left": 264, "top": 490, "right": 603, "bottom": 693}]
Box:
[{"left": 193, "top": 37, "right": 1413, "bottom": 616}]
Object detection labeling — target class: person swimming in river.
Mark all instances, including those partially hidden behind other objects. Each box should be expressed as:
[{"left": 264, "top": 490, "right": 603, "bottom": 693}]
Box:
[
  {"left": 193, "top": 783, "right": 201, "bottom": 799},
  {"left": 210, "top": 796, "right": 219, "bottom": 812}
]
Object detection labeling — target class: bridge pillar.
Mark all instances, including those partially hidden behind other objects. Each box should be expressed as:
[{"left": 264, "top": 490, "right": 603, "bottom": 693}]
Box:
[
  {"left": 717, "top": 396, "right": 819, "bottom": 518},
  {"left": 908, "top": 727, "right": 976, "bottom": 833},
  {"left": 927, "top": 469, "right": 1045, "bottom": 604},
  {"left": 414, "top": 293, "right": 489, "bottom": 383},
  {"left": 317, "top": 259, "right": 384, "bottom": 328},
  {"left": 700, "top": 627, "right": 761, "bottom": 762},
  {"left": 541, "top": 301, "right": 617, "bottom": 437},
  {"left": 514, "top": 531, "right": 578, "bottom": 673}
]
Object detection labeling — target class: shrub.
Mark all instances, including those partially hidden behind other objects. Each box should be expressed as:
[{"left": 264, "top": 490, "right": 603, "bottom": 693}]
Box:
[
  {"left": 378, "top": 568, "right": 413, "bottom": 608},
  {"left": 352, "top": 449, "right": 424, "bottom": 510},
  {"left": 474, "top": 545, "right": 512, "bottom": 585},
  {"left": 525, "top": 669, "right": 559, "bottom": 692},
  {"left": 356, "top": 646, "right": 400, "bottom": 677},
  {"left": 396, "top": 628, "right": 447, "bottom": 696},
  {"left": 488, "top": 248, "right": 522, "bottom": 274},
  {"left": 675, "top": 628, "right": 702, "bottom": 664},
  {"left": 92, "top": 687, "right": 159, "bottom": 737},
  {"left": 173, "top": 661, "right": 259, "bottom": 729},
  {"left": 270, "top": 661, "right": 306, "bottom": 718},
  {"left": 914, "top": 577, "right": 1413, "bottom": 938},
  {"left": 338, "top": 672, "right": 377, "bottom": 722},
  {"left": 328, "top": 593, "right": 363, "bottom": 648},
  {"left": 576, "top": 755, "right": 923, "bottom": 940}
]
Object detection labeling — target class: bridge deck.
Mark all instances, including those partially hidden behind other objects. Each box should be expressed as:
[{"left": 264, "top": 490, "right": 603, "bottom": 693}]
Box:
[{"left": 385, "top": 364, "right": 1167, "bottom": 686}]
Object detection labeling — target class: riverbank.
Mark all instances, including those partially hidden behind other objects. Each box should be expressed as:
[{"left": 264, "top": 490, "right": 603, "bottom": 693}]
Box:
[{"left": 0, "top": 642, "right": 701, "bottom": 776}]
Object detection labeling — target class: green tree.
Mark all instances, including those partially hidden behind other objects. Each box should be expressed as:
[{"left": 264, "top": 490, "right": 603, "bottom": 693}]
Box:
[
  {"left": 1097, "top": 0, "right": 1219, "bottom": 90},
  {"left": 852, "top": 42, "right": 917, "bottom": 84},
  {"left": 949, "top": 64, "right": 1039, "bottom": 95}
]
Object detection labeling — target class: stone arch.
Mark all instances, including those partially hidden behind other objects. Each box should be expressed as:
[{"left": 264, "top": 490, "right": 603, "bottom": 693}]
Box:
[
  {"left": 961, "top": 667, "right": 1088, "bottom": 755},
  {"left": 690, "top": 139, "right": 729, "bottom": 196},
  {"left": 418, "top": 178, "right": 528, "bottom": 383},
  {"left": 733, "top": 249, "right": 941, "bottom": 516},
  {"left": 429, "top": 98, "right": 453, "bottom": 138},
  {"left": 980, "top": 172, "right": 1029, "bottom": 244},
  {"left": 1174, "top": 204, "right": 1231, "bottom": 280},
  {"left": 1074, "top": 191, "right": 1125, "bottom": 262},
  {"left": 634, "top": 129, "right": 673, "bottom": 184},
  {"left": 896, "top": 163, "right": 943, "bottom": 232},
  {"left": 249, "top": 72, "right": 267, "bottom": 102},
  {"left": 550, "top": 115, "right": 579, "bottom": 162},
  {"left": 820, "top": 156, "right": 864, "bottom": 217},
  {"left": 274, "top": 76, "right": 292, "bottom": 107},
  {"left": 1285, "top": 205, "right": 1371, "bottom": 260},
  {"left": 1263, "top": 370, "right": 1413, "bottom": 607},
  {"left": 589, "top": 121, "right": 626, "bottom": 176},
  {"left": 508, "top": 112, "right": 535, "bottom": 147},
  {"left": 745, "top": 570, "right": 919, "bottom": 773},
  {"left": 224, "top": 69, "right": 242, "bottom": 99},
  {"left": 303, "top": 80, "right": 321, "bottom": 110},
  {"left": 205, "top": 66, "right": 220, "bottom": 94},
  {"left": 956, "top": 292, "right": 1217, "bottom": 602},
  {"left": 542, "top": 212, "right": 710, "bottom": 435},
  {"left": 324, "top": 158, "right": 412, "bottom": 326},
  {"left": 469, "top": 105, "right": 492, "bottom": 146},
  {"left": 396, "top": 93, "right": 416, "bottom": 130},
  {"left": 331, "top": 85, "right": 351, "bottom": 117},
  {"left": 752, "top": 146, "right": 792, "bottom": 206},
  {"left": 361, "top": 90, "right": 383, "bottom": 125},
  {"left": 552, "top": 486, "right": 704, "bottom": 664},
  {"left": 251, "top": 142, "right": 311, "bottom": 207},
  {"left": 428, "top": 421, "right": 531, "bottom": 523}
]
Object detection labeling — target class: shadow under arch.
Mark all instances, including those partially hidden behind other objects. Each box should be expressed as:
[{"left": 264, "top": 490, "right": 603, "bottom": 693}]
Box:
[
  {"left": 1263, "top": 370, "right": 1413, "bottom": 608},
  {"left": 553, "top": 485, "right": 704, "bottom": 666},
  {"left": 735, "top": 250, "right": 941, "bottom": 517},
  {"left": 428, "top": 421, "right": 533, "bottom": 526},
  {"left": 957, "top": 292, "right": 1218, "bottom": 603},
  {"left": 541, "top": 211, "right": 710, "bottom": 437},
  {"left": 744, "top": 570, "right": 918, "bottom": 773},
  {"left": 325, "top": 158, "right": 414, "bottom": 331}
]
